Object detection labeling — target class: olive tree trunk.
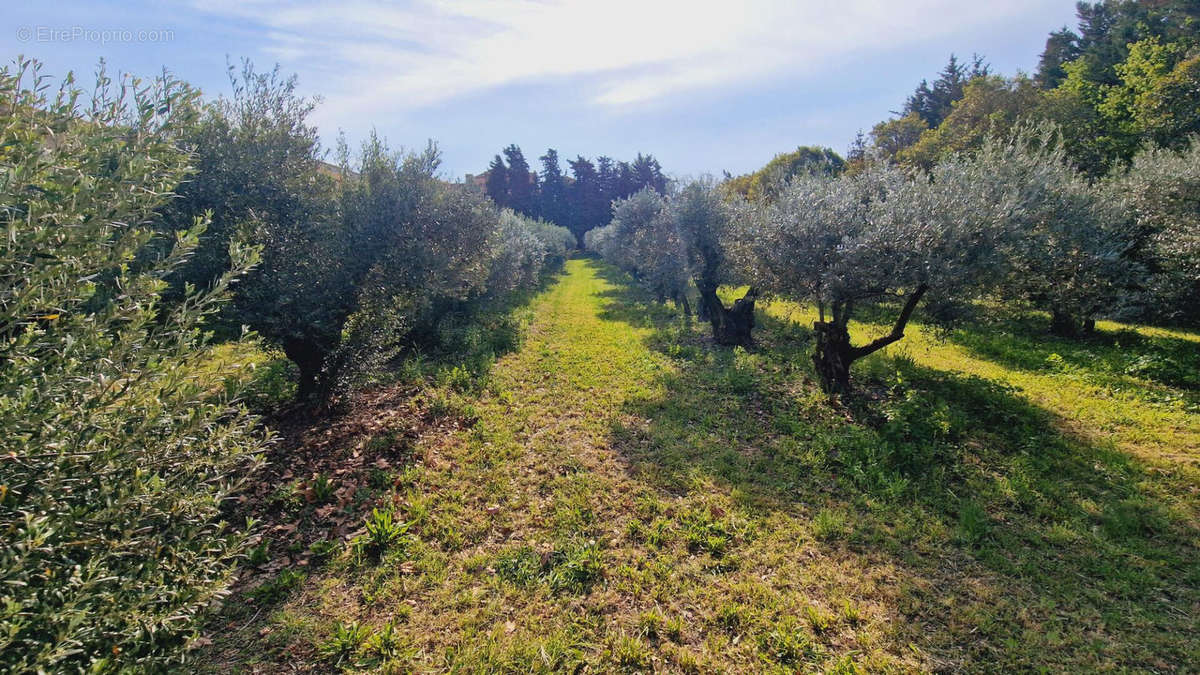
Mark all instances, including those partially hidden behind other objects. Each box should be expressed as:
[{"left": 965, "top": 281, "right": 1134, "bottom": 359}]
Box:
[
  {"left": 811, "top": 284, "right": 928, "bottom": 394},
  {"left": 283, "top": 337, "right": 328, "bottom": 401},
  {"left": 671, "top": 290, "right": 692, "bottom": 318},
  {"left": 698, "top": 282, "right": 758, "bottom": 347},
  {"left": 812, "top": 320, "right": 854, "bottom": 394}
]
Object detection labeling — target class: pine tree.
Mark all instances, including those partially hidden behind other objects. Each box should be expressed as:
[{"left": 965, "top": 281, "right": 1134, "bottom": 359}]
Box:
[
  {"left": 596, "top": 155, "right": 619, "bottom": 222},
  {"left": 632, "top": 153, "right": 667, "bottom": 194},
  {"left": 904, "top": 54, "right": 990, "bottom": 128},
  {"left": 503, "top": 144, "right": 536, "bottom": 216},
  {"left": 568, "top": 156, "right": 601, "bottom": 245},
  {"left": 616, "top": 161, "right": 638, "bottom": 199},
  {"left": 1037, "top": 28, "right": 1082, "bottom": 88},
  {"left": 485, "top": 154, "right": 508, "bottom": 208},
  {"left": 537, "top": 148, "right": 568, "bottom": 226}
]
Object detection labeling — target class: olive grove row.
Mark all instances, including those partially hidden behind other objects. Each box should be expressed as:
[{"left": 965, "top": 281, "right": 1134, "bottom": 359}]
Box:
[
  {"left": 0, "top": 60, "right": 572, "bottom": 671},
  {"left": 587, "top": 126, "right": 1199, "bottom": 394}
]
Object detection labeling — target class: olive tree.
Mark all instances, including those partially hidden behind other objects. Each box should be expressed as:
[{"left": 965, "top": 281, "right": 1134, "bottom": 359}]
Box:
[
  {"left": 673, "top": 181, "right": 758, "bottom": 345},
  {"left": 1110, "top": 137, "right": 1200, "bottom": 325},
  {"left": 0, "top": 60, "right": 268, "bottom": 671},
  {"left": 593, "top": 188, "right": 692, "bottom": 313},
  {"left": 260, "top": 135, "right": 572, "bottom": 402},
  {"left": 527, "top": 216, "right": 576, "bottom": 272},
  {"left": 160, "top": 59, "right": 333, "bottom": 313},
  {"left": 485, "top": 209, "right": 552, "bottom": 298},
  {"left": 586, "top": 187, "right": 661, "bottom": 275},
  {"left": 239, "top": 135, "right": 496, "bottom": 401},
  {"left": 742, "top": 161, "right": 1007, "bottom": 393},
  {"left": 984, "top": 127, "right": 1143, "bottom": 337}
]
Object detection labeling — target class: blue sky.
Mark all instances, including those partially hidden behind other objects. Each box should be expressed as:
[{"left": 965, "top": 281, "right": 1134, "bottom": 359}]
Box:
[{"left": 3, "top": 1, "right": 1080, "bottom": 179}]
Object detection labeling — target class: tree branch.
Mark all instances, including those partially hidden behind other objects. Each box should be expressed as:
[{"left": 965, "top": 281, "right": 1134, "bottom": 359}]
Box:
[{"left": 849, "top": 284, "right": 929, "bottom": 360}]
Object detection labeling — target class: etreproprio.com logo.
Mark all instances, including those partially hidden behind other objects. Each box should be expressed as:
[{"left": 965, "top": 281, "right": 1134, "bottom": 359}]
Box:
[{"left": 16, "top": 26, "right": 175, "bottom": 44}]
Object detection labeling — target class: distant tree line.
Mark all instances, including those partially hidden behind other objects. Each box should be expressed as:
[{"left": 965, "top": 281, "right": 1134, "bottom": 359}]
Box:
[{"left": 482, "top": 145, "right": 668, "bottom": 245}]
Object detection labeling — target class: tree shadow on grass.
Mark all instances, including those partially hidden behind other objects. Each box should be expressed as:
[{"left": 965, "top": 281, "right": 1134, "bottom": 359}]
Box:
[
  {"left": 588, "top": 259, "right": 1199, "bottom": 670},
  {"left": 948, "top": 313, "right": 1200, "bottom": 394}
]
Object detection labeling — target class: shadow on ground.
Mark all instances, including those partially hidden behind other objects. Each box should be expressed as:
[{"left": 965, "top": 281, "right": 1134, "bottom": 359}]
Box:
[{"left": 948, "top": 313, "right": 1200, "bottom": 395}]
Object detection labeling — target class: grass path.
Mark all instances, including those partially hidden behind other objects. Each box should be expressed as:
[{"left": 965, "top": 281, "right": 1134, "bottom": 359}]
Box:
[{"left": 225, "top": 258, "right": 1199, "bottom": 673}]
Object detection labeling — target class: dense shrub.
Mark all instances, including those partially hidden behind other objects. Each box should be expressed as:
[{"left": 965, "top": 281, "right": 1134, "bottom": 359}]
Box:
[{"left": 0, "top": 60, "right": 268, "bottom": 670}]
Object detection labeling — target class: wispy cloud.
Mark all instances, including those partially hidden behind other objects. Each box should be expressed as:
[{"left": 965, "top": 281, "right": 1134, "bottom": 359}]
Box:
[{"left": 191, "top": 0, "right": 1046, "bottom": 118}]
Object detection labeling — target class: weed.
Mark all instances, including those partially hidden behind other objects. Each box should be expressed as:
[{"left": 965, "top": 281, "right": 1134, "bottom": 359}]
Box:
[
  {"left": 955, "top": 500, "right": 992, "bottom": 545},
  {"left": 664, "top": 616, "right": 685, "bottom": 643},
  {"left": 547, "top": 540, "right": 604, "bottom": 592},
  {"left": 840, "top": 600, "right": 863, "bottom": 626},
  {"left": 366, "top": 621, "right": 405, "bottom": 659},
  {"left": 308, "top": 539, "right": 337, "bottom": 561},
  {"left": 354, "top": 507, "right": 411, "bottom": 559},
  {"left": 680, "top": 505, "right": 749, "bottom": 557},
  {"left": 318, "top": 620, "right": 368, "bottom": 665},
  {"left": 802, "top": 605, "right": 833, "bottom": 635},
  {"left": 426, "top": 392, "right": 457, "bottom": 419},
  {"left": 612, "top": 634, "right": 652, "bottom": 671},
  {"left": 715, "top": 603, "right": 752, "bottom": 633},
  {"left": 246, "top": 539, "right": 270, "bottom": 567},
  {"left": 267, "top": 481, "right": 304, "bottom": 514},
  {"left": 493, "top": 540, "right": 604, "bottom": 593},
  {"left": 637, "top": 610, "right": 665, "bottom": 640},
  {"left": 493, "top": 546, "right": 543, "bottom": 586},
  {"left": 308, "top": 473, "right": 336, "bottom": 504}
]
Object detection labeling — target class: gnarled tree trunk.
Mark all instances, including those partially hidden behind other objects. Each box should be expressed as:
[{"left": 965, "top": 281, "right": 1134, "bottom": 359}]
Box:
[
  {"left": 811, "top": 284, "right": 928, "bottom": 394},
  {"left": 698, "top": 282, "right": 758, "bottom": 347},
  {"left": 812, "top": 320, "right": 854, "bottom": 394},
  {"left": 283, "top": 337, "right": 327, "bottom": 401}
]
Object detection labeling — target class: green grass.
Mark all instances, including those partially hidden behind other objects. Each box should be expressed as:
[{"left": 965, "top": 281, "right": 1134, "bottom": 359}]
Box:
[{"left": 208, "top": 258, "right": 1200, "bottom": 672}]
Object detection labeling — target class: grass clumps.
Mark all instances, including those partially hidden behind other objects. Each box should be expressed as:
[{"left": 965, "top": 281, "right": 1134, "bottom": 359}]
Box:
[
  {"left": 493, "top": 540, "right": 605, "bottom": 593},
  {"left": 757, "top": 616, "right": 821, "bottom": 666}
]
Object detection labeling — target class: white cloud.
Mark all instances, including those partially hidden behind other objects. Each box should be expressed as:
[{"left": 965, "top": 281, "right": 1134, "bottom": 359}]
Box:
[{"left": 191, "top": 0, "right": 1048, "bottom": 117}]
